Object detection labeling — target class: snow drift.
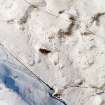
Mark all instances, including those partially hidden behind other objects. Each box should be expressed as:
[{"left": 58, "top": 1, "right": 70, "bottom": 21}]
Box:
[{"left": 0, "top": 45, "right": 66, "bottom": 105}]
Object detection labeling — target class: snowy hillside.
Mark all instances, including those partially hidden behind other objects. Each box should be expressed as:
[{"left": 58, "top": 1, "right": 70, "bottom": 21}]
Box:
[
  {"left": 0, "top": 45, "right": 66, "bottom": 105},
  {"left": 0, "top": 0, "right": 105, "bottom": 105}
]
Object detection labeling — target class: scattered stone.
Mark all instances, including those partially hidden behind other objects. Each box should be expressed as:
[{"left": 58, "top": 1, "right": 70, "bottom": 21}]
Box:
[{"left": 39, "top": 48, "right": 51, "bottom": 55}]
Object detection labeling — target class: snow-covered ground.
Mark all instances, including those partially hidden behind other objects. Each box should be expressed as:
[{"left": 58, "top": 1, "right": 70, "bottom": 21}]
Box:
[
  {"left": 0, "top": 0, "right": 105, "bottom": 105},
  {"left": 0, "top": 45, "right": 66, "bottom": 105}
]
